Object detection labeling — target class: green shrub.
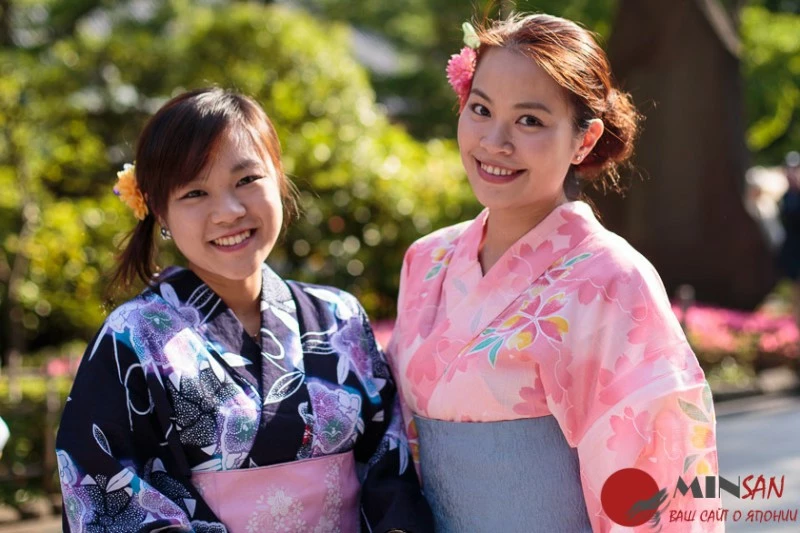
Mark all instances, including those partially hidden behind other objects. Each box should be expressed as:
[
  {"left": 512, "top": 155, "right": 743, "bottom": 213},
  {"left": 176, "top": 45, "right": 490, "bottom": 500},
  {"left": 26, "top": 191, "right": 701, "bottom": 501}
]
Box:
[
  {"left": 1, "top": 2, "right": 476, "bottom": 356},
  {"left": 0, "top": 376, "right": 71, "bottom": 507}
]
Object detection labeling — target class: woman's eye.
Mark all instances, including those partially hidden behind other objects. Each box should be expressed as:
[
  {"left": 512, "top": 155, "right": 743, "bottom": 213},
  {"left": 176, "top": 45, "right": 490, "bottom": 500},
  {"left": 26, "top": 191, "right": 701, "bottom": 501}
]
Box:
[
  {"left": 470, "top": 103, "right": 490, "bottom": 116},
  {"left": 182, "top": 190, "right": 205, "bottom": 199},
  {"left": 519, "top": 115, "right": 543, "bottom": 127},
  {"left": 237, "top": 175, "right": 262, "bottom": 186}
]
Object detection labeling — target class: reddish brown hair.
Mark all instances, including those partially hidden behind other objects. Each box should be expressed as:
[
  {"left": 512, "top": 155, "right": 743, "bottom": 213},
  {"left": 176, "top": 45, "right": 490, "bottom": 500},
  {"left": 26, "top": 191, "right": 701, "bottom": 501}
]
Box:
[
  {"left": 475, "top": 13, "right": 640, "bottom": 194},
  {"left": 109, "top": 88, "right": 298, "bottom": 291}
]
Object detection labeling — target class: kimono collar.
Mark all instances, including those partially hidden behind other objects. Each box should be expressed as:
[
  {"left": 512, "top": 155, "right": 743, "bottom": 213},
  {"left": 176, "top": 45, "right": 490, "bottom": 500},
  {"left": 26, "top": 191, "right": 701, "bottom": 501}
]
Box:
[
  {"left": 152, "top": 263, "right": 295, "bottom": 355},
  {"left": 152, "top": 263, "right": 299, "bottom": 394},
  {"left": 154, "top": 264, "right": 291, "bottom": 322},
  {"left": 454, "top": 200, "right": 598, "bottom": 269}
]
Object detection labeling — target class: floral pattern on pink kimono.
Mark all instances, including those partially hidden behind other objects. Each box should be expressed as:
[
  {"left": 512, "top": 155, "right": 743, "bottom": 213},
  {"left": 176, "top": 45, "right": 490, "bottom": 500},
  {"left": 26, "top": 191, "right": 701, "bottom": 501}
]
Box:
[{"left": 387, "top": 201, "right": 722, "bottom": 532}]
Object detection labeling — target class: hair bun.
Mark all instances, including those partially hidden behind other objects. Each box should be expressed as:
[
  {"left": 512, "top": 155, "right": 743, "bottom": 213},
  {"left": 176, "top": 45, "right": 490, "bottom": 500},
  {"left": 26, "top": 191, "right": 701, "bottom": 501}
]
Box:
[{"left": 578, "top": 88, "right": 640, "bottom": 192}]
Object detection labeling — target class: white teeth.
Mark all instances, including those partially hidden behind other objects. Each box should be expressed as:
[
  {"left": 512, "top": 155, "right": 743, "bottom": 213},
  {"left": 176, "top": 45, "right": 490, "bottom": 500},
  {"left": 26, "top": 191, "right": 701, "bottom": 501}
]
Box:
[
  {"left": 480, "top": 163, "right": 516, "bottom": 176},
  {"left": 212, "top": 230, "right": 251, "bottom": 247}
]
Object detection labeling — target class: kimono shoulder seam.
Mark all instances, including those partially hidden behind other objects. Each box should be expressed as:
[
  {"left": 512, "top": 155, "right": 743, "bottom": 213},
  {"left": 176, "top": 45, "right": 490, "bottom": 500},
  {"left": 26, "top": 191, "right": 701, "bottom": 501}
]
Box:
[
  {"left": 404, "top": 219, "right": 472, "bottom": 271},
  {"left": 287, "top": 280, "right": 366, "bottom": 318},
  {"left": 587, "top": 229, "right": 661, "bottom": 278},
  {"left": 102, "top": 287, "right": 163, "bottom": 327},
  {"left": 579, "top": 230, "right": 666, "bottom": 291},
  {"left": 408, "top": 220, "right": 472, "bottom": 252}
]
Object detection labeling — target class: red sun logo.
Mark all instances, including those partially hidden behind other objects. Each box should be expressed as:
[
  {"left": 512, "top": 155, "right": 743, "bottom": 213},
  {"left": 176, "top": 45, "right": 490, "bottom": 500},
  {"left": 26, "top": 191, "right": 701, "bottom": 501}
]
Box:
[{"left": 601, "top": 468, "right": 664, "bottom": 527}]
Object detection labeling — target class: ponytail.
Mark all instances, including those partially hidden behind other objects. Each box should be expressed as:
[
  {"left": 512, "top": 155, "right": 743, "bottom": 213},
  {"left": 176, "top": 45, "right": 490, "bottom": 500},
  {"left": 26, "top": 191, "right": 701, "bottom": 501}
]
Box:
[{"left": 106, "top": 214, "right": 159, "bottom": 297}]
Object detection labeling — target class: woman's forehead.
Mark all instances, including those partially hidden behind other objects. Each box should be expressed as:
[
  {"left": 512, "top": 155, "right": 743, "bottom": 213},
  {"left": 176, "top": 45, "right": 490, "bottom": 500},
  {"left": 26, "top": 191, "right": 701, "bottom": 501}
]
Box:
[
  {"left": 473, "top": 47, "right": 570, "bottom": 112},
  {"left": 194, "top": 126, "right": 273, "bottom": 180}
]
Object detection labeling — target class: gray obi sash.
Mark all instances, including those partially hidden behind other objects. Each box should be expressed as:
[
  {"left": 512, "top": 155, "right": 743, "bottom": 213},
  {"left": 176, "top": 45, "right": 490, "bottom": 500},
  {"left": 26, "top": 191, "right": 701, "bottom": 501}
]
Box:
[{"left": 414, "top": 414, "right": 592, "bottom": 533}]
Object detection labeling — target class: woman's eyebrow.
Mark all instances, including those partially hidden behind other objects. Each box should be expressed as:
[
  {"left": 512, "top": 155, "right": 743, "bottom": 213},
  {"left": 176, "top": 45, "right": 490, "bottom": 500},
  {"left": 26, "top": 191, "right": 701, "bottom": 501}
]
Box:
[
  {"left": 470, "top": 88, "right": 552, "bottom": 114},
  {"left": 229, "top": 158, "right": 263, "bottom": 174}
]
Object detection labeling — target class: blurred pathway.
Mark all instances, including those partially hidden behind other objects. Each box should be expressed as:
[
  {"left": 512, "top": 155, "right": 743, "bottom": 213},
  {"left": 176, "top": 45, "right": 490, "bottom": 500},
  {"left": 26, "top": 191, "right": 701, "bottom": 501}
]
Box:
[
  {"left": 0, "top": 516, "right": 60, "bottom": 533},
  {"left": 716, "top": 394, "right": 800, "bottom": 532}
]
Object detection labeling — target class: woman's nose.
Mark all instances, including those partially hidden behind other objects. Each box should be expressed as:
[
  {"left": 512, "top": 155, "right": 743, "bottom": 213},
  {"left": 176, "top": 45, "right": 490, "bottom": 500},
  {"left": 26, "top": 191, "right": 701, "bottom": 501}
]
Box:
[
  {"left": 479, "top": 124, "right": 513, "bottom": 155},
  {"left": 211, "top": 193, "right": 247, "bottom": 224}
]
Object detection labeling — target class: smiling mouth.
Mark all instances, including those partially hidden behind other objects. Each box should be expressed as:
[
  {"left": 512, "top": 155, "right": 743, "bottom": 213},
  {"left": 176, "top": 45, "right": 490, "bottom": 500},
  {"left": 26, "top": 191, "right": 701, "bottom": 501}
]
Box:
[
  {"left": 211, "top": 229, "right": 254, "bottom": 247},
  {"left": 480, "top": 162, "right": 518, "bottom": 176},
  {"left": 475, "top": 158, "right": 524, "bottom": 181}
]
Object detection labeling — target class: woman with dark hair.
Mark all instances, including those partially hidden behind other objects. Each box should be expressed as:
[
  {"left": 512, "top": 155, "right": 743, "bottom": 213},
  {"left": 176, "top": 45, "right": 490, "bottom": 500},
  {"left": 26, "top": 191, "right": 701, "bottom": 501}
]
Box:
[
  {"left": 387, "top": 14, "right": 721, "bottom": 532},
  {"left": 56, "top": 88, "right": 431, "bottom": 533}
]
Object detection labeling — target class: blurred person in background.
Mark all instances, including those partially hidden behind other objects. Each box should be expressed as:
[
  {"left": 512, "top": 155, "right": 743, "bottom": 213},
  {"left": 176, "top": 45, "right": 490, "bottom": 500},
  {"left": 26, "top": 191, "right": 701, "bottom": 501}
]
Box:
[
  {"left": 778, "top": 150, "right": 800, "bottom": 322},
  {"left": 55, "top": 88, "right": 431, "bottom": 533},
  {"left": 744, "top": 165, "right": 786, "bottom": 252},
  {"left": 0, "top": 416, "right": 8, "bottom": 459},
  {"left": 387, "top": 13, "right": 721, "bottom": 532}
]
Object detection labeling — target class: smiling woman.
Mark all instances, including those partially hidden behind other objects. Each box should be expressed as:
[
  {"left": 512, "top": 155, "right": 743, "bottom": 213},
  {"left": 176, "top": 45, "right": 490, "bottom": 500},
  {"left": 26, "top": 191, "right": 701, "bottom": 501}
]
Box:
[
  {"left": 387, "top": 14, "right": 722, "bottom": 533},
  {"left": 163, "top": 127, "right": 284, "bottom": 335},
  {"left": 110, "top": 89, "right": 296, "bottom": 296},
  {"left": 55, "top": 88, "right": 432, "bottom": 533}
]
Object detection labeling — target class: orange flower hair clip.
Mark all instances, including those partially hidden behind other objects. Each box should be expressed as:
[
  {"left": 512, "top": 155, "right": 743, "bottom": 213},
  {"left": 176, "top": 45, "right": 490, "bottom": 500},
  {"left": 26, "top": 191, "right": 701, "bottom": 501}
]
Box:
[{"left": 113, "top": 163, "right": 148, "bottom": 220}]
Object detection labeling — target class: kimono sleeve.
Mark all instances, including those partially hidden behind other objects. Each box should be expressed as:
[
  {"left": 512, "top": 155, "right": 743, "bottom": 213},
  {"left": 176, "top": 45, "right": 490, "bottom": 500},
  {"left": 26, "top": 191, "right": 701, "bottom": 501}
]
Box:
[
  {"left": 352, "top": 304, "right": 434, "bottom": 533},
  {"left": 544, "top": 262, "right": 722, "bottom": 532},
  {"left": 56, "top": 327, "right": 223, "bottom": 533}
]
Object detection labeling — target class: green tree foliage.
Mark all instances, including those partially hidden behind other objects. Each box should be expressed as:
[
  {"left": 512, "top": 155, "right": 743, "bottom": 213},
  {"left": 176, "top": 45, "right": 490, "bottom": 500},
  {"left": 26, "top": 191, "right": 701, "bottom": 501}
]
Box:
[
  {"left": 2, "top": 0, "right": 797, "bottom": 355},
  {"left": 298, "top": 0, "right": 618, "bottom": 139},
  {"left": 0, "top": 2, "right": 475, "bottom": 356},
  {"left": 740, "top": 5, "right": 800, "bottom": 163},
  {"left": 305, "top": 0, "right": 798, "bottom": 166}
]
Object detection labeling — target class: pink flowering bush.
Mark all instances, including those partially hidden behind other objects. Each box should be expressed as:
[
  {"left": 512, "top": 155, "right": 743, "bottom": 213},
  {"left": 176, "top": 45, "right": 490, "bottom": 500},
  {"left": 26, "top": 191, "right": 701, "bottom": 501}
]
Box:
[{"left": 673, "top": 304, "right": 800, "bottom": 368}]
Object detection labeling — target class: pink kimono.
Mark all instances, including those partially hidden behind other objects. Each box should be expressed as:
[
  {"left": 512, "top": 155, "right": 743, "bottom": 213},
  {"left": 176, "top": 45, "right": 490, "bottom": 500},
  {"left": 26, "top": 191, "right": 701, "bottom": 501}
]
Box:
[{"left": 388, "top": 201, "right": 722, "bottom": 532}]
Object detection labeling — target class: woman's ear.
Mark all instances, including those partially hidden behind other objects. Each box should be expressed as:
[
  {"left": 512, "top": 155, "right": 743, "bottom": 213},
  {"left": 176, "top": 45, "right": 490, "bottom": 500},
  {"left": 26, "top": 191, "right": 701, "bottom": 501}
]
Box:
[{"left": 572, "top": 119, "right": 604, "bottom": 164}]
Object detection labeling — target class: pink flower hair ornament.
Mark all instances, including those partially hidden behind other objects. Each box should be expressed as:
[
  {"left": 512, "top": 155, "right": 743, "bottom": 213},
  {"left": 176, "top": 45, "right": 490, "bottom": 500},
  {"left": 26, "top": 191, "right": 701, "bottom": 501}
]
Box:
[{"left": 446, "top": 22, "right": 479, "bottom": 112}]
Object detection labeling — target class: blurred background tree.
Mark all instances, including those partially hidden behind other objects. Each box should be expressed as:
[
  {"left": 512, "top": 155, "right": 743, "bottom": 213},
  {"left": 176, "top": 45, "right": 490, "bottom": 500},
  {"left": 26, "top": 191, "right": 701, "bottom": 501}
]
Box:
[
  {"left": 595, "top": 0, "right": 776, "bottom": 309},
  {"left": 741, "top": 2, "right": 800, "bottom": 163},
  {"left": 298, "top": 0, "right": 618, "bottom": 139},
  {"left": 0, "top": 0, "right": 798, "bottom": 358},
  {"left": 0, "top": 0, "right": 474, "bottom": 366}
]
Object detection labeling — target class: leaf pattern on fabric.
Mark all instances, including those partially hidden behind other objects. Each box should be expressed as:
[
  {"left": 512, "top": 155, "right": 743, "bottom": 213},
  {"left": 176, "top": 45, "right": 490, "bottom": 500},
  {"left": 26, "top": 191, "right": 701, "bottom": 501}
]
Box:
[
  {"left": 93, "top": 425, "right": 112, "bottom": 457},
  {"left": 265, "top": 371, "right": 305, "bottom": 405},
  {"left": 106, "top": 468, "right": 135, "bottom": 493},
  {"left": 683, "top": 454, "right": 699, "bottom": 473},
  {"left": 702, "top": 383, "right": 713, "bottom": 413},
  {"left": 679, "top": 399, "right": 710, "bottom": 423}
]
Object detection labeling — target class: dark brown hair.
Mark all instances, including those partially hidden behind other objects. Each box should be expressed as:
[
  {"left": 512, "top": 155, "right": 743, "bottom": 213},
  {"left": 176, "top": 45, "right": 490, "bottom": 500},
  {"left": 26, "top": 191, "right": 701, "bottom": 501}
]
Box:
[
  {"left": 475, "top": 13, "right": 641, "bottom": 195},
  {"left": 109, "top": 87, "right": 298, "bottom": 292}
]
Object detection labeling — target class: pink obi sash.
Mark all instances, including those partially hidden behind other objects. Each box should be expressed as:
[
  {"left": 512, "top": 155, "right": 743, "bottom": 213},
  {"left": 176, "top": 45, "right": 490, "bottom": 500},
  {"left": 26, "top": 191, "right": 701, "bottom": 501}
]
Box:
[{"left": 190, "top": 451, "right": 361, "bottom": 533}]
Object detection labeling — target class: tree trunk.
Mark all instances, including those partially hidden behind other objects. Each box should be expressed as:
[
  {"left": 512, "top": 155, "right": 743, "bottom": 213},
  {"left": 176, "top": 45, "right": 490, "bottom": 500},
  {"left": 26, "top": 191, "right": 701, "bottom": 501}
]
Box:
[
  {"left": 4, "top": 200, "right": 36, "bottom": 402},
  {"left": 594, "top": 0, "right": 775, "bottom": 309},
  {"left": 3, "top": 107, "right": 36, "bottom": 398},
  {"left": 0, "top": 0, "right": 12, "bottom": 47}
]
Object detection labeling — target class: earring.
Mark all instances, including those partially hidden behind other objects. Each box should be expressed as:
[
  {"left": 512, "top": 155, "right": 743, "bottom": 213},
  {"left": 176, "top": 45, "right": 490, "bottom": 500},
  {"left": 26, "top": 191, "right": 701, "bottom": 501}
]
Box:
[
  {"left": 160, "top": 226, "right": 172, "bottom": 240},
  {"left": 574, "top": 153, "right": 584, "bottom": 164}
]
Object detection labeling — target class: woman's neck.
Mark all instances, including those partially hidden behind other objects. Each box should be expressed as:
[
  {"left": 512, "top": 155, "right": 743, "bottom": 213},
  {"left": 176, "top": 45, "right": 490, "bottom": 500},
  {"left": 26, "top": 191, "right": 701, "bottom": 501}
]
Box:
[
  {"left": 479, "top": 195, "right": 568, "bottom": 275},
  {"left": 190, "top": 266, "right": 262, "bottom": 334}
]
